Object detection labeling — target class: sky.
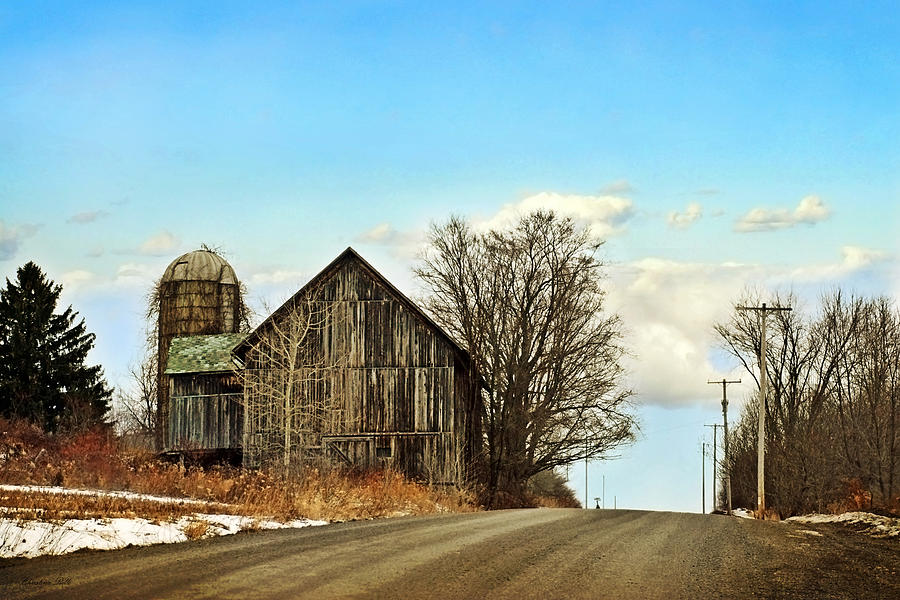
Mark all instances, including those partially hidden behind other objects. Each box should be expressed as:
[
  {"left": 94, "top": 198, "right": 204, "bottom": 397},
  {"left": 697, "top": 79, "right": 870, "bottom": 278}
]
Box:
[{"left": 1, "top": 1, "right": 898, "bottom": 513}]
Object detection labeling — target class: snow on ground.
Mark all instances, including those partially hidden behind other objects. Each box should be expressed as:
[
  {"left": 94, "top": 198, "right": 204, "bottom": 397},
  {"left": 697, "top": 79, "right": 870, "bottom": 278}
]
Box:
[
  {"left": 0, "top": 485, "right": 328, "bottom": 559},
  {"left": 732, "top": 508, "right": 755, "bottom": 519},
  {"left": 785, "top": 512, "right": 900, "bottom": 539},
  {"left": 0, "top": 484, "right": 230, "bottom": 508}
]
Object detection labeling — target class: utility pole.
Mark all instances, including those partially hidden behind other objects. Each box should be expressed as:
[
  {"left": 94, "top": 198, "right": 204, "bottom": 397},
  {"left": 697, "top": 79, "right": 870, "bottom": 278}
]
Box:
[
  {"left": 709, "top": 378, "right": 741, "bottom": 516},
  {"left": 702, "top": 441, "right": 706, "bottom": 514},
  {"left": 705, "top": 424, "right": 720, "bottom": 512},
  {"left": 585, "top": 441, "right": 589, "bottom": 509},
  {"left": 602, "top": 475, "right": 606, "bottom": 509},
  {"left": 737, "top": 303, "right": 791, "bottom": 516}
]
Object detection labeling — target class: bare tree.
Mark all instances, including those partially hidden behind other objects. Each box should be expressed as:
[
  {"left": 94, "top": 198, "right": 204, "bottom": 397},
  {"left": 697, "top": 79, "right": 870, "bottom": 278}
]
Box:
[
  {"left": 829, "top": 294, "right": 900, "bottom": 506},
  {"left": 114, "top": 352, "right": 159, "bottom": 437},
  {"left": 240, "top": 293, "right": 349, "bottom": 474},
  {"left": 416, "top": 211, "right": 636, "bottom": 504},
  {"left": 717, "top": 290, "right": 900, "bottom": 514}
]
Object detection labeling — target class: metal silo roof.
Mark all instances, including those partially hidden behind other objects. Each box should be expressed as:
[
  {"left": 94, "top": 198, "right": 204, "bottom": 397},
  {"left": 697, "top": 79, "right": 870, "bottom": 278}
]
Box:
[{"left": 161, "top": 249, "right": 237, "bottom": 284}]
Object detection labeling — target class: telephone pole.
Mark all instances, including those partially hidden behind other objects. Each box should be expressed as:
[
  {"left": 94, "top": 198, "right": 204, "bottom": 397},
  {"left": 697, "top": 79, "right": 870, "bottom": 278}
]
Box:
[
  {"left": 704, "top": 424, "right": 720, "bottom": 512},
  {"left": 584, "top": 440, "right": 589, "bottom": 509},
  {"left": 737, "top": 303, "right": 791, "bottom": 516},
  {"left": 702, "top": 441, "right": 706, "bottom": 514},
  {"left": 709, "top": 378, "right": 740, "bottom": 515}
]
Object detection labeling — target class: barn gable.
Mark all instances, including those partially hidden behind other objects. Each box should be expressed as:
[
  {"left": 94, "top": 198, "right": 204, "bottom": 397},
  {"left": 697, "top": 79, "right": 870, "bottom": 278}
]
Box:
[{"left": 234, "top": 247, "right": 469, "bottom": 367}]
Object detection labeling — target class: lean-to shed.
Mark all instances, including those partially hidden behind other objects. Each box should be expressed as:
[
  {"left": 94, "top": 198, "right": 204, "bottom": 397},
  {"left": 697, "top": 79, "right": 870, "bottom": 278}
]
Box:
[
  {"left": 164, "top": 333, "right": 246, "bottom": 461},
  {"left": 233, "top": 248, "right": 482, "bottom": 484}
]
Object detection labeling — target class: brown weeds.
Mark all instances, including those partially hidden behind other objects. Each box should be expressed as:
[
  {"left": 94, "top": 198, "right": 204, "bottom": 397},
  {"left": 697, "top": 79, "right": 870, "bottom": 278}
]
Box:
[{"left": 0, "top": 418, "right": 478, "bottom": 523}]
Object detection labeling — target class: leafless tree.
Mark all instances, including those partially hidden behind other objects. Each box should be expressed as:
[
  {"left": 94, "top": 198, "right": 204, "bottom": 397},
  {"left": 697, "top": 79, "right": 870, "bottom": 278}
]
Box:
[
  {"left": 717, "top": 289, "right": 900, "bottom": 514},
  {"left": 240, "top": 293, "right": 349, "bottom": 474},
  {"left": 416, "top": 211, "right": 636, "bottom": 503},
  {"left": 114, "top": 352, "right": 159, "bottom": 437},
  {"left": 828, "top": 294, "right": 900, "bottom": 506}
]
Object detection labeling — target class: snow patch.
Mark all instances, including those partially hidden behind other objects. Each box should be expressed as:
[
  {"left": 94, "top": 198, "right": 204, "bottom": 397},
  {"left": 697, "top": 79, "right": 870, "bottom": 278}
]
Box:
[
  {"left": 0, "top": 484, "right": 230, "bottom": 508},
  {"left": 0, "top": 485, "right": 328, "bottom": 558},
  {"left": 0, "top": 514, "right": 328, "bottom": 558},
  {"left": 785, "top": 512, "right": 900, "bottom": 539}
]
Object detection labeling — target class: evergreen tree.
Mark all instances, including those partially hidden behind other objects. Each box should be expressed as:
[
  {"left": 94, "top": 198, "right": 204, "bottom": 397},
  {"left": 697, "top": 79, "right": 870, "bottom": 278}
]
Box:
[{"left": 0, "top": 261, "right": 111, "bottom": 431}]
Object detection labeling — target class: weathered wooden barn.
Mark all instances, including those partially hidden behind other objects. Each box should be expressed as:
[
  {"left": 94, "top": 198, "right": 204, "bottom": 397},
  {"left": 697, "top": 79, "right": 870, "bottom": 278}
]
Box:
[
  {"left": 163, "top": 333, "right": 246, "bottom": 461},
  {"left": 233, "top": 248, "right": 482, "bottom": 484}
]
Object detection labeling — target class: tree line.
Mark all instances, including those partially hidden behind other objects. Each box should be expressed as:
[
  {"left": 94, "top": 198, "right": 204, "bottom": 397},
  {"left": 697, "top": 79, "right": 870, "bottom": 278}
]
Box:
[{"left": 717, "top": 291, "right": 900, "bottom": 516}]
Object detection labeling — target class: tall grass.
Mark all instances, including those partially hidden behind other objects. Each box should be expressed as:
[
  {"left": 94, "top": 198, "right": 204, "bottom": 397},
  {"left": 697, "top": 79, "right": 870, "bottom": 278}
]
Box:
[{"left": 0, "top": 418, "right": 477, "bottom": 522}]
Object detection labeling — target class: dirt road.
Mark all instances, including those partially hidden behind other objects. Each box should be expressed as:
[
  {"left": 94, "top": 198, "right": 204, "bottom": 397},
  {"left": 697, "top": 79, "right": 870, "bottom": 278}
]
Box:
[{"left": 1, "top": 509, "right": 897, "bottom": 599}]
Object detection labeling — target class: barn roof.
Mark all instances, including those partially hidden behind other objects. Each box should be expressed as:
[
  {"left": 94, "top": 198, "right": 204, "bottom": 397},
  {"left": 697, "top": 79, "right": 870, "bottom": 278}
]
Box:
[
  {"left": 165, "top": 333, "right": 247, "bottom": 374},
  {"left": 233, "top": 247, "right": 472, "bottom": 367}
]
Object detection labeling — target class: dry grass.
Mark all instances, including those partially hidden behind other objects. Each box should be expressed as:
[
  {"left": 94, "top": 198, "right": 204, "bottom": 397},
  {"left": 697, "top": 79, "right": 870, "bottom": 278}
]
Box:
[
  {"left": 0, "top": 418, "right": 478, "bottom": 523},
  {"left": 0, "top": 488, "right": 236, "bottom": 521},
  {"left": 182, "top": 519, "right": 210, "bottom": 540}
]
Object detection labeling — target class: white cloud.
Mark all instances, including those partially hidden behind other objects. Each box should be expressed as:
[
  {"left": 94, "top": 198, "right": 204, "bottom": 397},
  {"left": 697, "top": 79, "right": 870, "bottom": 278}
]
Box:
[
  {"left": 61, "top": 270, "right": 96, "bottom": 292},
  {"left": 735, "top": 195, "right": 831, "bottom": 233},
  {"left": 113, "top": 262, "right": 159, "bottom": 287},
  {"left": 785, "top": 245, "right": 892, "bottom": 283},
  {"left": 840, "top": 245, "right": 888, "bottom": 270},
  {"left": 355, "top": 223, "right": 426, "bottom": 259},
  {"left": 607, "top": 258, "right": 758, "bottom": 407},
  {"left": 667, "top": 202, "right": 703, "bottom": 229},
  {"left": 0, "top": 220, "right": 40, "bottom": 261},
  {"left": 249, "top": 269, "right": 306, "bottom": 286},
  {"left": 138, "top": 231, "right": 181, "bottom": 256},
  {"left": 608, "top": 246, "right": 896, "bottom": 408},
  {"left": 67, "top": 210, "right": 109, "bottom": 224},
  {"left": 357, "top": 223, "right": 393, "bottom": 243},
  {"left": 477, "top": 191, "right": 635, "bottom": 238}
]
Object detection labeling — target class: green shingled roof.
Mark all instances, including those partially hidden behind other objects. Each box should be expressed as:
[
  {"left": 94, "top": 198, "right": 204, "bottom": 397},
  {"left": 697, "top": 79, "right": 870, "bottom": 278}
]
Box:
[{"left": 165, "top": 333, "right": 247, "bottom": 374}]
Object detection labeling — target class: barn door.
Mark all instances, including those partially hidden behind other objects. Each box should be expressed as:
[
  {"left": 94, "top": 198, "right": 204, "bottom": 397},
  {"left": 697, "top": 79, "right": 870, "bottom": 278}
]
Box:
[{"left": 322, "top": 436, "right": 375, "bottom": 468}]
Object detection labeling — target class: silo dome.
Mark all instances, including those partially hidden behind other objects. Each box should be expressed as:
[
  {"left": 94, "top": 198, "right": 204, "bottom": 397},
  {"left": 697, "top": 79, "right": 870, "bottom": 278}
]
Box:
[{"left": 161, "top": 249, "right": 237, "bottom": 285}]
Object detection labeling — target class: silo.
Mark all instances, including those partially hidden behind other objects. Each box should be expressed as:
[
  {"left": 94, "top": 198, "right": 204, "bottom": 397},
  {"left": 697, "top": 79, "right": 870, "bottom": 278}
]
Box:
[{"left": 156, "top": 249, "right": 242, "bottom": 450}]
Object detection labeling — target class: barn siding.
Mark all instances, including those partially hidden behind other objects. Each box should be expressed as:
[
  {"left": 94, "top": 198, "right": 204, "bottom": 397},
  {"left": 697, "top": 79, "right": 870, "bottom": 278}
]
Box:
[
  {"left": 167, "top": 373, "right": 243, "bottom": 451},
  {"left": 243, "top": 253, "right": 479, "bottom": 483}
]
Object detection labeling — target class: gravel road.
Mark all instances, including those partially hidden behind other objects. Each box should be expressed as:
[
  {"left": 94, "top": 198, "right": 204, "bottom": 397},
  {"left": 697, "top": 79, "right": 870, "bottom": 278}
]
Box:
[{"left": 1, "top": 508, "right": 897, "bottom": 599}]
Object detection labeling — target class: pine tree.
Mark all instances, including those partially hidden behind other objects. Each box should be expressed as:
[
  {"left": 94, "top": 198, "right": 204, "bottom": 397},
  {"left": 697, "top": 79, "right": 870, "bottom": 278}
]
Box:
[{"left": 0, "top": 261, "right": 111, "bottom": 431}]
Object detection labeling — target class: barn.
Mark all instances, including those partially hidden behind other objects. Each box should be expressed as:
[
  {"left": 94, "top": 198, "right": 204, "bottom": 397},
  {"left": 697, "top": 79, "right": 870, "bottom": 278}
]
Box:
[
  {"left": 159, "top": 246, "right": 482, "bottom": 484},
  {"left": 233, "top": 248, "right": 482, "bottom": 484}
]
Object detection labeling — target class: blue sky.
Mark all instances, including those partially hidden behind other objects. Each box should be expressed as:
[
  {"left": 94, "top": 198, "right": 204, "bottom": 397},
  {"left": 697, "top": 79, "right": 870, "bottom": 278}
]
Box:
[{"left": 1, "top": 1, "right": 898, "bottom": 512}]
